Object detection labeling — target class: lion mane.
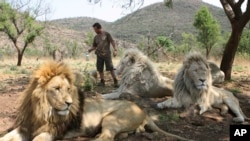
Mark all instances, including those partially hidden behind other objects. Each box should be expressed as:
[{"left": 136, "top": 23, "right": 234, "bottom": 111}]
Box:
[
  {"left": 157, "top": 52, "right": 250, "bottom": 123},
  {"left": 1, "top": 61, "right": 83, "bottom": 140},
  {"left": 0, "top": 61, "right": 191, "bottom": 141},
  {"left": 102, "top": 48, "right": 173, "bottom": 99}
]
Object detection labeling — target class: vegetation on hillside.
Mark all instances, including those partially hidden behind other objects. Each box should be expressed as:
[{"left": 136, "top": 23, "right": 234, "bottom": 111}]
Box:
[{"left": 52, "top": 0, "right": 230, "bottom": 43}]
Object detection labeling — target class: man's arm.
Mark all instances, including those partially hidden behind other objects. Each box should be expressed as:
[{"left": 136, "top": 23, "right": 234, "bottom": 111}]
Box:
[
  {"left": 111, "top": 40, "right": 117, "bottom": 57},
  {"left": 88, "top": 46, "right": 96, "bottom": 53},
  {"left": 88, "top": 36, "right": 97, "bottom": 53},
  {"left": 111, "top": 40, "right": 117, "bottom": 51}
]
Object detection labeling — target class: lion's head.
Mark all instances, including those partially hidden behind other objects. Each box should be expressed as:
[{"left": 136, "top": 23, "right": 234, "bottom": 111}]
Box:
[
  {"left": 116, "top": 48, "right": 142, "bottom": 75},
  {"left": 14, "top": 61, "right": 83, "bottom": 139},
  {"left": 182, "top": 52, "right": 211, "bottom": 90},
  {"left": 174, "top": 52, "right": 212, "bottom": 106},
  {"left": 45, "top": 74, "right": 73, "bottom": 116}
]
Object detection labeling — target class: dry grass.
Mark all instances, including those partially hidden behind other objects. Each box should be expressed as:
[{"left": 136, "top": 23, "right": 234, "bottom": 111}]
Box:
[{"left": 0, "top": 55, "right": 249, "bottom": 80}]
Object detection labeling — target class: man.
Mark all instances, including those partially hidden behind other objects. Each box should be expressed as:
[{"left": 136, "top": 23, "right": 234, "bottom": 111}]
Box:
[{"left": 88, "top": 22, "right": 118, "bottom": 87}]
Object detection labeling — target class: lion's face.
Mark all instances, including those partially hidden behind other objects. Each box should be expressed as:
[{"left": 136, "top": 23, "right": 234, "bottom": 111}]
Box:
[
  {"left": 46, "top": 75, "right": 73, "bottom": 116},
  {"left": 116, "top": 53, "right": 135, "bottom": 75},
  {"left": 186, "top": 61, "right": 210, "bottom": 90}
]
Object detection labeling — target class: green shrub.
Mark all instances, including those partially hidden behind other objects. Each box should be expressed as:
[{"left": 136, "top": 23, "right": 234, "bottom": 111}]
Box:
[
  {"left": 10, "top": 65, "right": 18, "bottom": 71},
  {"left": 83, "top": 64, "right": 93, "bottom": 91}
]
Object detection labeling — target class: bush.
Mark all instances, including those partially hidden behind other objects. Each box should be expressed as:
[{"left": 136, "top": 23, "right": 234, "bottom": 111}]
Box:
[
  {"left": 239, "top": 29, "right": 250, "bottom": 55},
  {"left": 83, "top": 64, "right": 93, "bottom": 91}
]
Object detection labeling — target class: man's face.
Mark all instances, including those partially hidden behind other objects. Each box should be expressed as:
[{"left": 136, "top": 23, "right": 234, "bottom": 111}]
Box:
[{"left": 93, "top": 27, "right": 101, "bottom": 34}]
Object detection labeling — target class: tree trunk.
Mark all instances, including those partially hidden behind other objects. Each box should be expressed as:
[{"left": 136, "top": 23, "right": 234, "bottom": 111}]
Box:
[
  {"left": 17, "top": 52, "right": 23, "bottom": 66},
  {"left": 15, "top": 43, "right": 23, "bottom": 66},
  {"left": 220, "top": 24, "right": 243, "bottom": 80},
  {"left": 206, "top": 47, "right": 209, "bottom": 59}
]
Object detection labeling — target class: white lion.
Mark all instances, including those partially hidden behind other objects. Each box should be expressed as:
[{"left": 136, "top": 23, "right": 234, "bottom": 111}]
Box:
[
  {"left": 102, "top": 48, "right": 173, "bottom": 99},
  {"left": 208, "top": 61, "right": 225, "bottom": 84},
  {"left": 157, "top": 52, "right": 250, "bottom": 123}
]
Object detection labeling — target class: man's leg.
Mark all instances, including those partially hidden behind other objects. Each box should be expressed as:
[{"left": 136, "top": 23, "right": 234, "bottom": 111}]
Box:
[
  {"left": 110, "top": 69, "right": 118, "bottom": 88},
  {"left": 110, "top": 69, "right": 117, "bottom": 80},
  {"left": 96, "top": 56, "right": 105, "bottom": 86},
  {"left": 99, "top": 71, "right": 105, "bottom": 80},
  {"left": 105, "top": 56, "right": 119, "bottom": 88}
]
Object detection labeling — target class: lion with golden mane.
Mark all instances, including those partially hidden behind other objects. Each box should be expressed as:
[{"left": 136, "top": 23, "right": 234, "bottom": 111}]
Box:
[
  {"left": 0, "top": 61, "right": 191, "bottom": 141},
  {"left": 102, "top": 48, "right": 173, "bottom": 99},
  {"left": 157, "top": 52, "right": 250, "bottom": 123}
]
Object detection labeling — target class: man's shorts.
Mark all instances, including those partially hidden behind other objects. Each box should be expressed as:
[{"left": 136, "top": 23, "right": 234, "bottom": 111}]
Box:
[{"left": 96, "top": 55, "right": 114, "bottom": 72}]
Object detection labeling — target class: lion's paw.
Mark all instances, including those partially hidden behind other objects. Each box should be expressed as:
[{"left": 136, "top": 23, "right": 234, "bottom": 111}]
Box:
[
  {"left": 199, "top": 106, "right": 208, "bottom": 115},
  {"left": 156, "top": 102, "right": 166, "bottom": 109},
  {"left": 233, "top": 117, "right": 244, "bottom": 123}
]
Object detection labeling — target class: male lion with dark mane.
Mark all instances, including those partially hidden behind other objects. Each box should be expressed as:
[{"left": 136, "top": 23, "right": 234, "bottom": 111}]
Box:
[
  {"left": 102, "top": 48, "right": 173, "bottom": 99},
  {"left": 0, "top": 61, "right": 191, "bottom": 141},
  {"left": 157, "top": 52, "right": 250, "bottom": 123}
]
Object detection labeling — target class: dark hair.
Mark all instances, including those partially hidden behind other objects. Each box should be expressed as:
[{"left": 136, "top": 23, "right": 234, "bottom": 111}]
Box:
[{"left": 92, "top": 22, "right": 102, "bottom": 29}]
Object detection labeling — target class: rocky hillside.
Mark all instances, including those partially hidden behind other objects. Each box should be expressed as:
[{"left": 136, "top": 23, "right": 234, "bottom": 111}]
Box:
[{"left": 51, "top": 0, "right": 230, "bottom": 42}]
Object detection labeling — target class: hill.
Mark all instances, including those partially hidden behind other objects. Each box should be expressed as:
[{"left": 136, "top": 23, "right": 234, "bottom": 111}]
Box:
[
  {"left": 51, "top": 0, "right": 230, "bottom": 43},
  {"left": 51, "top": 17, "right": 110, "bottom": 32}
]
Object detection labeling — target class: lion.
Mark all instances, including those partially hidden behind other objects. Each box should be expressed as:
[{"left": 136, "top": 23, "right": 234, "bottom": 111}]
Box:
[
  {"left": 0, "top": 61, "right": 191, "bottom": 141},
  {"left": 156, "top": 52, "right": 250, "bottom": 123},
  {"left": 102, "top": 48, "right": 173, "bottom": 99},
  {"left": 208, "top": 61, "right": 225, "bottom": 84}
]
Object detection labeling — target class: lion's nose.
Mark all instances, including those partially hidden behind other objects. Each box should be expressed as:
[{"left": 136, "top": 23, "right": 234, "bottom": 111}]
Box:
[
  {"left": 199, "top": 79, "right": 206, "bottom": 83},
  {"left": 65, "top": 101, "right": 72, "bottom": 107}
]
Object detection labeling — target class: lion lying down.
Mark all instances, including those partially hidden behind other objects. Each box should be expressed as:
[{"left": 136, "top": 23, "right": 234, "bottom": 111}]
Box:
[
  {"left": 157, "top": 52, "right": 250, "bottom": 123},
  {"left": 0, "top": 61, "right": 191, "bottom": 141},
  {"left": 102, "top": 48, "right": 173, "bottom": 99}
]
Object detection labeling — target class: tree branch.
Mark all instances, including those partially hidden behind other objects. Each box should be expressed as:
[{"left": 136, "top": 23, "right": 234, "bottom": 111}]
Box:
[
  {"left": 10, "top": 0, "right": 31, "bottom": 10},
  {"left": 233, "top": 0, "right": 244, "bottom": 20},
  {"left": 240, "top": 0, "right": 250, "bottom": 27},
  {"left": 237, "top": 0, "right": 245, "bottom": 6},
  {"left": 220, "top": 0, "right": 235, "bottom": 23},
  {"left": 226, "top": 0, "right": 236, "bottom": 7},
  {"left": 11, "top": 16, "right": 24, "bottom": 35}
]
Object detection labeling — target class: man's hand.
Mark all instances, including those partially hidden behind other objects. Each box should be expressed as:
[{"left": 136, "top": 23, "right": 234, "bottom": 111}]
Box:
[
  {"left": 113, "top": 50, "right": 117, "bottom": 57},
  {"left": 88, "top": 47, "right": 95, "bottom": 53}
]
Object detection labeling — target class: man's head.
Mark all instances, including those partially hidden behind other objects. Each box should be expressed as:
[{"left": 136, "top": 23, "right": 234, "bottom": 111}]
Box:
[{"left": 93, "top": 22, "right": 102, "bottom": 34}]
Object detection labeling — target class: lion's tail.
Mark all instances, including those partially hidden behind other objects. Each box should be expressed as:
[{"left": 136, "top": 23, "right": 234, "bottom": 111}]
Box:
[{"left": 146, "top": 116, "right": 194, "bottom": 141}]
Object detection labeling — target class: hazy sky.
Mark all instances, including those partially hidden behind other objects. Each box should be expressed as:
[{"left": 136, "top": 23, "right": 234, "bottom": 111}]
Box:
[{"left": 38, "top": 0, "right": 224, "bottom": 22}]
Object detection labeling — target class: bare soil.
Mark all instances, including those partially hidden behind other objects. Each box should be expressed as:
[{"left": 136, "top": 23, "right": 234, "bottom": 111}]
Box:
[{"left": 0, "top": 71, "right": 250, "bottom": 141}]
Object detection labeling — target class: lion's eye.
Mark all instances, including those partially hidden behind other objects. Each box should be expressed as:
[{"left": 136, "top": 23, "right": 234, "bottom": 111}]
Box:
[
  {"left": 68, "top": 87, "right": 71, "bottom": 91},
  {"left": 54, "top": 87, "right": 60, "bottom": 91}
]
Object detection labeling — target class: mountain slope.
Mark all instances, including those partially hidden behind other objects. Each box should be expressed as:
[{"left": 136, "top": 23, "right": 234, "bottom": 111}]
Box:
[{"left": 51, "top": 0, "right": 230, "bottom": 42}]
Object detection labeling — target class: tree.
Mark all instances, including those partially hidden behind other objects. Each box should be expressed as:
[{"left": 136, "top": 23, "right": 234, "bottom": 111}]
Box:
[
  {"left": 155, "top": 35, "right": 174, "bottom": 51},
  {"left": 0, "top": 0, "right": 45, "bottom": 66},
  {"left": 193, "top": 6, "right": 221, "bottom": 58},
  {"left": 220, "top": 0, "right": 250, "bottom": 80},
  {"left": 181, "top": 32, "right": 197, "bottom": 52}
]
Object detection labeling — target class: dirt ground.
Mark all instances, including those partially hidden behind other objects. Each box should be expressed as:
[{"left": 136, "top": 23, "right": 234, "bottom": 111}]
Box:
[{"left": 0, "top": 62, "right": 250, "bottom": 141}]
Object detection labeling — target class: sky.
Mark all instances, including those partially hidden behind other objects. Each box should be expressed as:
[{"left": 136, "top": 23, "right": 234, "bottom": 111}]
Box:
[{"left": 33, "top": 0, "right": 234, "bottom": 22}]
